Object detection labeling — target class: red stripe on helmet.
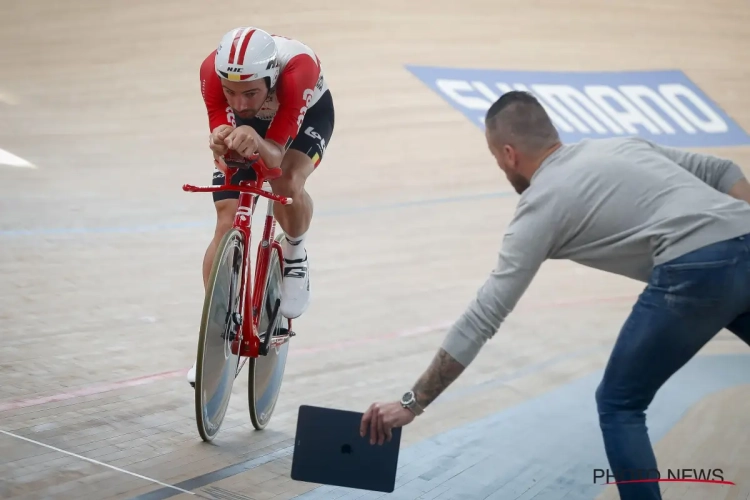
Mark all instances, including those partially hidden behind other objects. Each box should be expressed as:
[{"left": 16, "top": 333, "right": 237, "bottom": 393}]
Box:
[
  {"left": 237, "top": 29, "right": 256, "bottom": 65},
  {"left": 228, "top": 28, "right": 244, "bottom": 64}
]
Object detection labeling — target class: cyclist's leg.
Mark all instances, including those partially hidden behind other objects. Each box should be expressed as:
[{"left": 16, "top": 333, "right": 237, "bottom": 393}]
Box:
[
  {"left": 187, "top": 156, "right": 260, "bottom": 386},
  {"left": 202, "top": 170, "right": 250, "bottom": 285},
  {"left": 270, "top": 89, "right": 334, "bottom": 319}
]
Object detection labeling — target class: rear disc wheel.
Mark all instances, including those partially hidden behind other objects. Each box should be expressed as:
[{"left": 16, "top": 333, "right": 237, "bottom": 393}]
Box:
[
  {"left": 195, "top": 228, "right": 244, "bottom": 442},
  {"left": 248, "top": 234, "right": 291, "bottom": 430}
]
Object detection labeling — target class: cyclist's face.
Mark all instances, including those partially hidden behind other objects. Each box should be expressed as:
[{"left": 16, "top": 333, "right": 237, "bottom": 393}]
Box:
[{"left": 221, "top": 79, "right": 269, "bottom": 119}]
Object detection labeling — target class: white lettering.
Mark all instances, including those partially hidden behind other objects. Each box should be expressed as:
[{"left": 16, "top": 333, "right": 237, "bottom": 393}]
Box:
[
  {"left": 531, "top": 84, "right": 622, "bottom": 134},
  {"left": 658, "top": 84, "right": 728, "bottom": 133},
  {"left": 618, "top": 85, "right": 691, "bottom": 134},
  {"left": 494, "top": 83, "right": 513, "bottom": 94},
  {"left": 225, "top": 106, "right": 236, "bottom": 127},
  {"left": 304, "top": 126, "right": 322, "bottom": 141},
  {"left": 296, "top": 89, "right": 315, "bottom": 126},
  {"left": 471, "top": 81, "right": 500, "bottom": 102},
  {"left": 496, "top": 83, "right": 575, "bottom": 133},
  {"left": 584, "top": 85, "right": 662, "bottom": 134},
  {"left": 432, "top": 77, "right": 731, "bottom": 139},
  {"left": 435, "top": 79, "right": 491, "bottom": 110}
]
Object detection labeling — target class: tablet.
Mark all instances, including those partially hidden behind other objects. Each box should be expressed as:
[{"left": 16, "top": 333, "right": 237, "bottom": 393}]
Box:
[{"left": 291, "top": 404, "right": 402, "bottom": 493}]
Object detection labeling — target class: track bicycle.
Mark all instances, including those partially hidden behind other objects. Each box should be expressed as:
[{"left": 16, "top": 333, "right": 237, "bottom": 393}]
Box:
[{"left": 183, "top": 153, "right": 295, "bottom": 442}]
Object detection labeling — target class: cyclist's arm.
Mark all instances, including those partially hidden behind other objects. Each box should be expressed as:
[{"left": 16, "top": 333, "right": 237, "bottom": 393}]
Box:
[
  {"left": 644, "top": 139, "right": 746, "bottom": 195},
  {"left": 256, "top": 54, "right": 321, "bottom": 170},
  {"left": 251, "top": 133, "right": 285, "bottom": 171},
  {"left": 200, "top": 53, "right": 235, "bottom": 132}
]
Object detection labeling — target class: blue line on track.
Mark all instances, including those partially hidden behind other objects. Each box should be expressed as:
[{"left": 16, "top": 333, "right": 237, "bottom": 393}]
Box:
[{"left": 0, "top": 191, "right": 515, "bottom": 238}]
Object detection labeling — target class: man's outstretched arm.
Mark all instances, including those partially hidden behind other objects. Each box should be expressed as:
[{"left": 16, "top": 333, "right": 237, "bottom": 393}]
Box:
[
  {"left": 411, "top": 348, "right": 466, "bottom": 409},
  {"left": 359, "top": 194, "right": 563, "bottom": 445},
  {"left": 412, "top": 191, "right": 571, "bottom": 406},
  {"left": 644, "top": 139, "right": 746, "bottom": 195}
]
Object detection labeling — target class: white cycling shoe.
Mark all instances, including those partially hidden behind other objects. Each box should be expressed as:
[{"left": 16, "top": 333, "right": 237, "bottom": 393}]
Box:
[
  {"left": 187, "top": 361, "right": 196, "bottom": 388},
  {"left": 186, "top": 243, "right": 310, "bottom": 389},
  {"left": 279, "top": 250, "right": 311, "bottom": 319}
]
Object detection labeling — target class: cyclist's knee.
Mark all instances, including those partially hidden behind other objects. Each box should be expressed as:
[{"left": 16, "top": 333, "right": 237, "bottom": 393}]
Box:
[
  {"left": 270, "top": 169, "right": 305, "bottom": 198},
  {"left": 270, "top": 151, "right": 313, "bottom": 197},
  {"left": 214, "top": 199, "right": 237, "bottom": 237}
]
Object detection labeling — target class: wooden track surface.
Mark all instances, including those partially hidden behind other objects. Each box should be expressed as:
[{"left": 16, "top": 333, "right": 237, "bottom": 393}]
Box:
[{"left": 1, "top": 0, "right": 749, "bottom": 498}]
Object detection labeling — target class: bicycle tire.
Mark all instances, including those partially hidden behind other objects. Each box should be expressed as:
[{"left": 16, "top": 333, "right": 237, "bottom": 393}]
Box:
[
  {"left": 194, "top": 228, "right": 245, "bottom": 442},
  {"left": 248, "top": 234, "right": 291, "bottom": 430}
]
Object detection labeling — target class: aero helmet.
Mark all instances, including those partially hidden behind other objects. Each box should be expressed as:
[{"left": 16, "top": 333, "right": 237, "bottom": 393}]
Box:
[{"left": 214, "top": 27, "right": 279, "bottom": 87}]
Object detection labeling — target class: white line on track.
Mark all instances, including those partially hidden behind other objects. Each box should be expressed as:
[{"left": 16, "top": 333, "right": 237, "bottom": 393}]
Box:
[
  {"left": 0, "top": 148, "right": 34, "bottom": 168},
  {"left": 0, "top": 429, "right": 195, "bottom": 495}
]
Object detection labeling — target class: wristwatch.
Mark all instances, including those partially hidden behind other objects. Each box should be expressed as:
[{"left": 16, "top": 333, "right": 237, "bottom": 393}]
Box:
[{"left": 400, "top": 390, "right": 425, "bottom": 416}]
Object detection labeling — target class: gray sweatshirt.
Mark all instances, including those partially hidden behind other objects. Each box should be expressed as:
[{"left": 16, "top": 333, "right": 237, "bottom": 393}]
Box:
[{"left": 442, "top": 136, "right": 750, "bottom": 367}]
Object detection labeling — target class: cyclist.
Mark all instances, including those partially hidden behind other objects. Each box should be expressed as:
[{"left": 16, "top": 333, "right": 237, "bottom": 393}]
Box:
[{"left": 188, "top": 27, "right": 334, "bottom": 386}]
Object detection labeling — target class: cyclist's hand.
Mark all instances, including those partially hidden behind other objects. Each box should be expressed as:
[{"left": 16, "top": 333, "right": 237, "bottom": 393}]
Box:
[
  {"left": 213, "top": 152, "right": 228, "bottom": 175},
  {"left": 209, "top": 125, "right": 234, "bottom": 157},
  {"left": 224, "top": 125, "right": 259, "bottom": 159}
]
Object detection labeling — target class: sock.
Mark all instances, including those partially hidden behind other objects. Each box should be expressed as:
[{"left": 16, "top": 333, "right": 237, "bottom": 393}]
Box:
[{"left": 283, "top": 231, "right": 307, "bottom": 261}]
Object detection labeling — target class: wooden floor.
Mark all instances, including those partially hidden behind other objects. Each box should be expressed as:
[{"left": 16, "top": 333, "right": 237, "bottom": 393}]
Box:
[{"left": 1, "top": 0, "right": 749, "bottom": 498}]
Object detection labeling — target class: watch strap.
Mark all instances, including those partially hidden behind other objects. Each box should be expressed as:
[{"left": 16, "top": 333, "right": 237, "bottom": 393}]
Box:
[{"left": 401, "top": 390, "right": 425, "bottom": 416}]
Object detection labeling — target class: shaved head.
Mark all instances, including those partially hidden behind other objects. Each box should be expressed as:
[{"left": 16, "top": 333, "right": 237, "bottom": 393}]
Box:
[
  {"left": 484, "top": 91, "right": 559, "bottom": 154},
  {"left": 483, "top": 91, "right": 562, "bottom": 195}
]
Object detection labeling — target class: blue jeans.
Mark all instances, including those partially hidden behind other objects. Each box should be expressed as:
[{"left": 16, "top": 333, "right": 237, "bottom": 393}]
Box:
[{"left": 595, "top": 234, "right": 750, "bottom": 500}]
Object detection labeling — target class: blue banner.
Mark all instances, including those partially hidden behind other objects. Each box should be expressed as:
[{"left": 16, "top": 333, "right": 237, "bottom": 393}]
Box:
[{"left": 406, "top": 66, "right": 750, "bottom": 148}]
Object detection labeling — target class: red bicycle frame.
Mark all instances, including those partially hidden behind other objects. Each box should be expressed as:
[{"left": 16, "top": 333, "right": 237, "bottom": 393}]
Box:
[{"left": 183, "top": 154, "right": 291, "bottom": 359}]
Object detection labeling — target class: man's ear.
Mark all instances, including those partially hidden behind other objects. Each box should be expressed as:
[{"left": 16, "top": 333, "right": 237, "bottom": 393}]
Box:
[{"left": 503, "top": 144, "right": 517, "bottom": 168}]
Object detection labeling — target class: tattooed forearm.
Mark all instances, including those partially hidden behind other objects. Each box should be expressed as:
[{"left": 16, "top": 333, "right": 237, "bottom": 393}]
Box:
[{"left": 412, "top": 348, "right": 466, "bottom": 408}]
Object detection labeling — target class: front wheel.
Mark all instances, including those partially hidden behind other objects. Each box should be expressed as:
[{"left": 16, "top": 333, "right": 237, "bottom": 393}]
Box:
[
  {"left": 248, "top": 234, "right": 291, "bottom": 430},
  {"left": 195, "top": 228, "right": 245, "bottom": 442}
]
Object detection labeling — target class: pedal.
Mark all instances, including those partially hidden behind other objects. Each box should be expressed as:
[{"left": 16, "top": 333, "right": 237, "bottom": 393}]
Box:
[{"left": 277, "top": 327, "right": 296, "bottom": 338}]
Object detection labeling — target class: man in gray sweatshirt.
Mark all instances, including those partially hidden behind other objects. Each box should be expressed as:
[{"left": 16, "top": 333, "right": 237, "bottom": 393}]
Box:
[{"left": 361, "top": 91, "right": 750, "bottom": 500}]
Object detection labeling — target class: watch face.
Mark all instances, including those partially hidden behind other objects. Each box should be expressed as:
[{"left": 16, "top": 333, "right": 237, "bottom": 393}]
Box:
[{"left": 402, "top": 391, "right": 415, "bottom": 405}]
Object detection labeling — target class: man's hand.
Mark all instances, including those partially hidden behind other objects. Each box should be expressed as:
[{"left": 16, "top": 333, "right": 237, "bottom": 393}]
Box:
[
  {"left": 360, "top": 402, "right": 414, "bottom": 445},
  {"left": 209, "top": 125, "right": 234, "bottom": 157},
  {"left": 728, "top": 178, "right": 750, "bottom": 205},
  {"left": 359, "top": 348, "right": 467, "bottom": 445},
  {"left": 224, "top": 125, "right": 260, "bottom": 159}
]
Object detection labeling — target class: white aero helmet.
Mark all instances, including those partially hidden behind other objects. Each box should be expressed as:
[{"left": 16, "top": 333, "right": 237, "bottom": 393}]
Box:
[{"left": 214, "top": 27, "right": 280, "bottom": 87}]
